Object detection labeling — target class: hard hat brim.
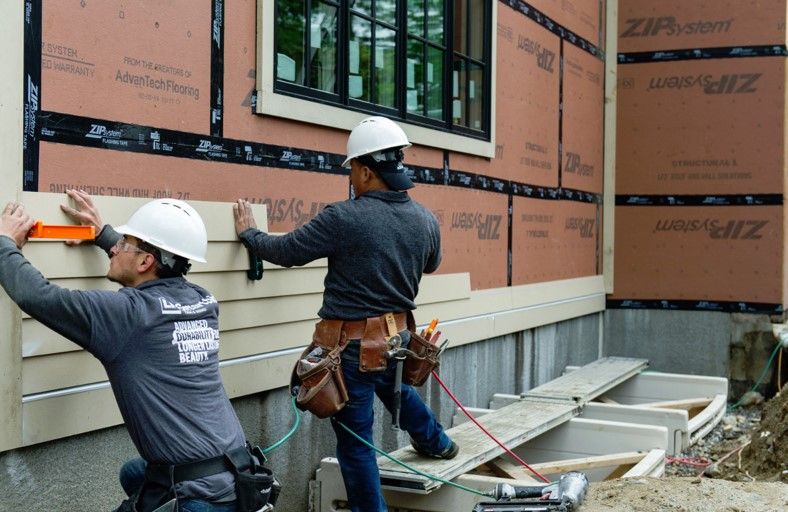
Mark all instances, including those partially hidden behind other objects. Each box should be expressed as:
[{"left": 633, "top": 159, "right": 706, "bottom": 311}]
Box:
[{"left": 115, "top": 224, "right": 208, "bottom": 263}]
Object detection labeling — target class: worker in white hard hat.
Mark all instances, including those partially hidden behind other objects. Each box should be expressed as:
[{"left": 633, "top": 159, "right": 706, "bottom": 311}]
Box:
[
  {"left": 0, "top": 192, "right": 277, "bottom": 512},
  {"left": 233, "top": 116, "right": 458, "bottom": 512}
]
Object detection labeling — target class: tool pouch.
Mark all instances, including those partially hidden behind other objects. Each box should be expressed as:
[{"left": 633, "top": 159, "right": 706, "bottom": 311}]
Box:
[
  {"left": 403, "top": 330, "right": 440, "bottom": 386},
  {"left": 226, "top": 446, "right": 279, "bottom": 512},
  {"left": 359, "top": 315, "right": 389, "bottom": 372},
  {"left": 289, "top": 320, "right": 349, "bottom": 418},
  {"left": 293, "top": 346, "right": 349, "bottom": 418}
]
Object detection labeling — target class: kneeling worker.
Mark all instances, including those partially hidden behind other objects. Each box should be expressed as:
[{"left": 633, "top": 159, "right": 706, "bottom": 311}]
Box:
[
  {"left": 0, "top": 194, "right": 274, "bottom": 512},
  {"left": 233, "top": 116, "right": 458, "bottom": 512}
]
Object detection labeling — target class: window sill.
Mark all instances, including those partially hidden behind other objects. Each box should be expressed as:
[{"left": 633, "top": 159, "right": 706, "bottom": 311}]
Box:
[{"left": 254, "top": 89, "right": 495, "bottom": 157}]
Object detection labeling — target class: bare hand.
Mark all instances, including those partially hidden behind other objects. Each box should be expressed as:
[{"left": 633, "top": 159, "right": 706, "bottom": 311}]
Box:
[
  {"left": 0, "top": 202, "right": 35, "bottom": 249},
  {"left": 60, "top": 189, "right": 103, "bottom": 245},
  {"left": 233, "top": 199, "right": 257, "bottom": 236}
]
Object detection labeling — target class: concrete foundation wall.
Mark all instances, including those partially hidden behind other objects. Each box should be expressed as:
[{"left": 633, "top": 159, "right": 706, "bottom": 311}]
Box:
[
  {"left": 603, "top": 310, "right": 781, "bottom": 399},
  {"left": 603, "top": 309, "right": 733, "bottom": 377},
  {"left": 0, "top": 313, "right": 601, "bottom": 511}
]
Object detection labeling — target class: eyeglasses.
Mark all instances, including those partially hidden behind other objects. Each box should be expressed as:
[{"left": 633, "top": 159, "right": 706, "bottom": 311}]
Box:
[{"left": 114, "top": 238, "right": 145, "bottom": 254}]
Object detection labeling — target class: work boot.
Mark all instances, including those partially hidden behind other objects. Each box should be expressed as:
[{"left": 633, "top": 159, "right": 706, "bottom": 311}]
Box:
[{"left": 410, "top": 439, "right": 459, "bottom": 459}]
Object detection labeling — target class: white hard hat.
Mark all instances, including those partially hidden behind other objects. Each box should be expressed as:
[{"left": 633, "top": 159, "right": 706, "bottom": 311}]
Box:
[
  {"left": 115, "top": 199, "right": 208, "bottom": 263},
  {"left": 341, "top": 116, "right": 411, "bottom": 167}
]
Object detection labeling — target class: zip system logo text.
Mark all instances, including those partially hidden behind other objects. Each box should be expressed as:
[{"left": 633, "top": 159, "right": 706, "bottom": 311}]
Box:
[
  {"left": 517, "top": 36, "right": 555, "bottom": 73},
  {"left": 653, "top": 219, "right": 767, "bottom": 240},
  {"left": 451, "top": 212, "right": 502, "bottom": 240},
  {"left": 646, "top": 73, "right": 761, "bottom": 94},
  {"left": 621, "top": 16, "right": 733, "bottom": 38}
]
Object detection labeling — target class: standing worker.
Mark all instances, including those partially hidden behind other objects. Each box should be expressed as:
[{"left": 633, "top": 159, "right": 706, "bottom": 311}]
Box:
[
  {"left": 233, "top": 116, "right": 458, "bottom": 512},
  {"left": 0, "top": 193, "right": 276, "bottom": 512}
]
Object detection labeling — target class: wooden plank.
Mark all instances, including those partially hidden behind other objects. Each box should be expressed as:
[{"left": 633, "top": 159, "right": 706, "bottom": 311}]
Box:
[
  {"left": 522, "top": 357, "right": 648, "bottom": 404},
  {"left": 602, "top": 0, "right": 618, "bottom": 294},
  {"left": 639, "top": 397, "right": 713, "bottom": 410},
  {"left": 526, "top": 451, "right": 645, "bottom": 476},
  {"left": 484, "top": 458, "right": 542, "bottom": 482},
  {"left": 377, "top": 398, "right": 579, "bottom": 492}
]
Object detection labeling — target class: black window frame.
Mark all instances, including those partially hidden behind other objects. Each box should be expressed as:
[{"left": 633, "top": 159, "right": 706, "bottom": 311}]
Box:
[{"left": 273, "top": 0, "right": 492, "bottom": 141}]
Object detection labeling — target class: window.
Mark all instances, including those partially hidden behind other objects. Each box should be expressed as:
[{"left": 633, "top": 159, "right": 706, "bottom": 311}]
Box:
[{"left": 270, "top": 0, "right": 493, "bottom": 144}]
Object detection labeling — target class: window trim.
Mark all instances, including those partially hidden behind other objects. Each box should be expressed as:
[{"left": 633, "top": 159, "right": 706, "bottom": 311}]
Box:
[{"left": 256, "top": 0, "right": 496, "bottom": 158}]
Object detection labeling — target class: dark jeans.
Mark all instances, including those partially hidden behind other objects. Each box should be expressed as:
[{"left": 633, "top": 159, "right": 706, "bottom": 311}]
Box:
[
  {"left": 331, "top": 337, "right": 452, "bottom": 512},
  {"left": 119, "top": 458, "right": 236, "bottom": 512}
]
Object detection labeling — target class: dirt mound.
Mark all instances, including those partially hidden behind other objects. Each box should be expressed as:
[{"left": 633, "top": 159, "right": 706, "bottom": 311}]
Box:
[
  {"left": 737, "top": 384, "right": 788, "bottom": 481},
  {"left": 584, "top": 476, "right": 788, "bottom": 512}
]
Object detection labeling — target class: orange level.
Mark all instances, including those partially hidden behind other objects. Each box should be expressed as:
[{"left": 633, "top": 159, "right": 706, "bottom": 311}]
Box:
[{"left": 28, "top": 221, "right": 96, "bottom": 240}]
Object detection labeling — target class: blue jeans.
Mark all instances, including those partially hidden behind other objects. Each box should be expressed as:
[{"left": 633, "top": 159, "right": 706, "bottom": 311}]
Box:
[
  {"left": 331, "top": 337, "right": 452, "bottom": 512},
  {"left": 119, "top": 458, "right": 236, "bottom": 512}
]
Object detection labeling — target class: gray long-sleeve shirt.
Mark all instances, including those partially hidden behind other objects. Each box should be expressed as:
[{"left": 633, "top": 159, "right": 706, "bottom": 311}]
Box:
[
  {"left": 0, "top": 233, "right": 245, "bottom": 501},
  {"left": 240, "top": 190, "right": 441, "bottom": 320}
]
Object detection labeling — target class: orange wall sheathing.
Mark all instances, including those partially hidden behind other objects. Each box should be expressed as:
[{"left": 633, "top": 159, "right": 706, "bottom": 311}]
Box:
[
  {"left": 483, "top": 13, "right": 560, "bottom": 186},
  {"left": 611, "top": 205, "right": 783, "bottom": 304},
  {"left": 562, "top": 44, "right": 604, "bottom": 194},
  {"left": 511, "top": 197, "right": 599, "bottom": 285},
  {"left": 617, "top": 57, "right": 785, "bottom": 196},
  {"left": 615, "top": 0, "right": 787, "bottom": 308},
  {"left": 38, "top": 144, "right": 348, "bottom": 233},
  {"left": 529, "top": 0, "right": 602, "bottom": 46},
  {"left": 618, "top": 0, "right": 786, "bottom": 53},
  {"left": 42, "top": 1, "right": 211, "bottom": 134},
  {"left": 410, "top": 186, "right": 510, "bottom": 290}
]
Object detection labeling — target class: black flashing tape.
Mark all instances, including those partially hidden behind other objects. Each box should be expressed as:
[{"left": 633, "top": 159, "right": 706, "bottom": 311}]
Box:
[
  {"left": 607, "top": 299, "right": 783, "bottom": 315},
  {"left": 23, "top": 0, "right": 42, "bottom": 192},
  {"left": 210, "top": 0, "right": 224, "bottom": 137},
  {"left": 38, "top": 112, "right": 348, "bottom": 175},
  {"left": 507, "top": 193, "right": 513, "bottom": 287},
  {"left": 37, "top": 111, "right": 603, "bottom": 204},
  {"left": 501, "top": 0, "right": 604, "bottom": 60},
  {"left": 616, "top": 195, "right": 783, "bottom": 206},
  {"left": 557, "top": 39, "right": 564, "bottom": 188},
  {"left": 618, "top": 45, "right": 788, "bottom": 64}
]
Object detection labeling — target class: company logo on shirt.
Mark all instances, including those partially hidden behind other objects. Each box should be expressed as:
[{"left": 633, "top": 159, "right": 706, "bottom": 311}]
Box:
[{"left": 159, "top": 295, "right": 218, "bottom": 315}]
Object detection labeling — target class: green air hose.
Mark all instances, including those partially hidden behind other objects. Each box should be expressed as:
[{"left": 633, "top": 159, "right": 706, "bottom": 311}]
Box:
[
  {"left": 262, "top": 396, "right": 302, "bottom": 454},
  {"left": 729, "top": 340, "right": 783, "bottom": 410},
  {"left": 259, "top": 398, "right": 488, "bottom": 497},
  {"left": 335, "top": 419, "right": 490, "bottom": 497}
]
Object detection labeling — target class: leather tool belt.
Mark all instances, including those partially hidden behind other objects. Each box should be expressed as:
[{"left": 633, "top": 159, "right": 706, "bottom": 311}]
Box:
[{"left": 289, "top": 312, "right": 442, "bottom": 418}]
